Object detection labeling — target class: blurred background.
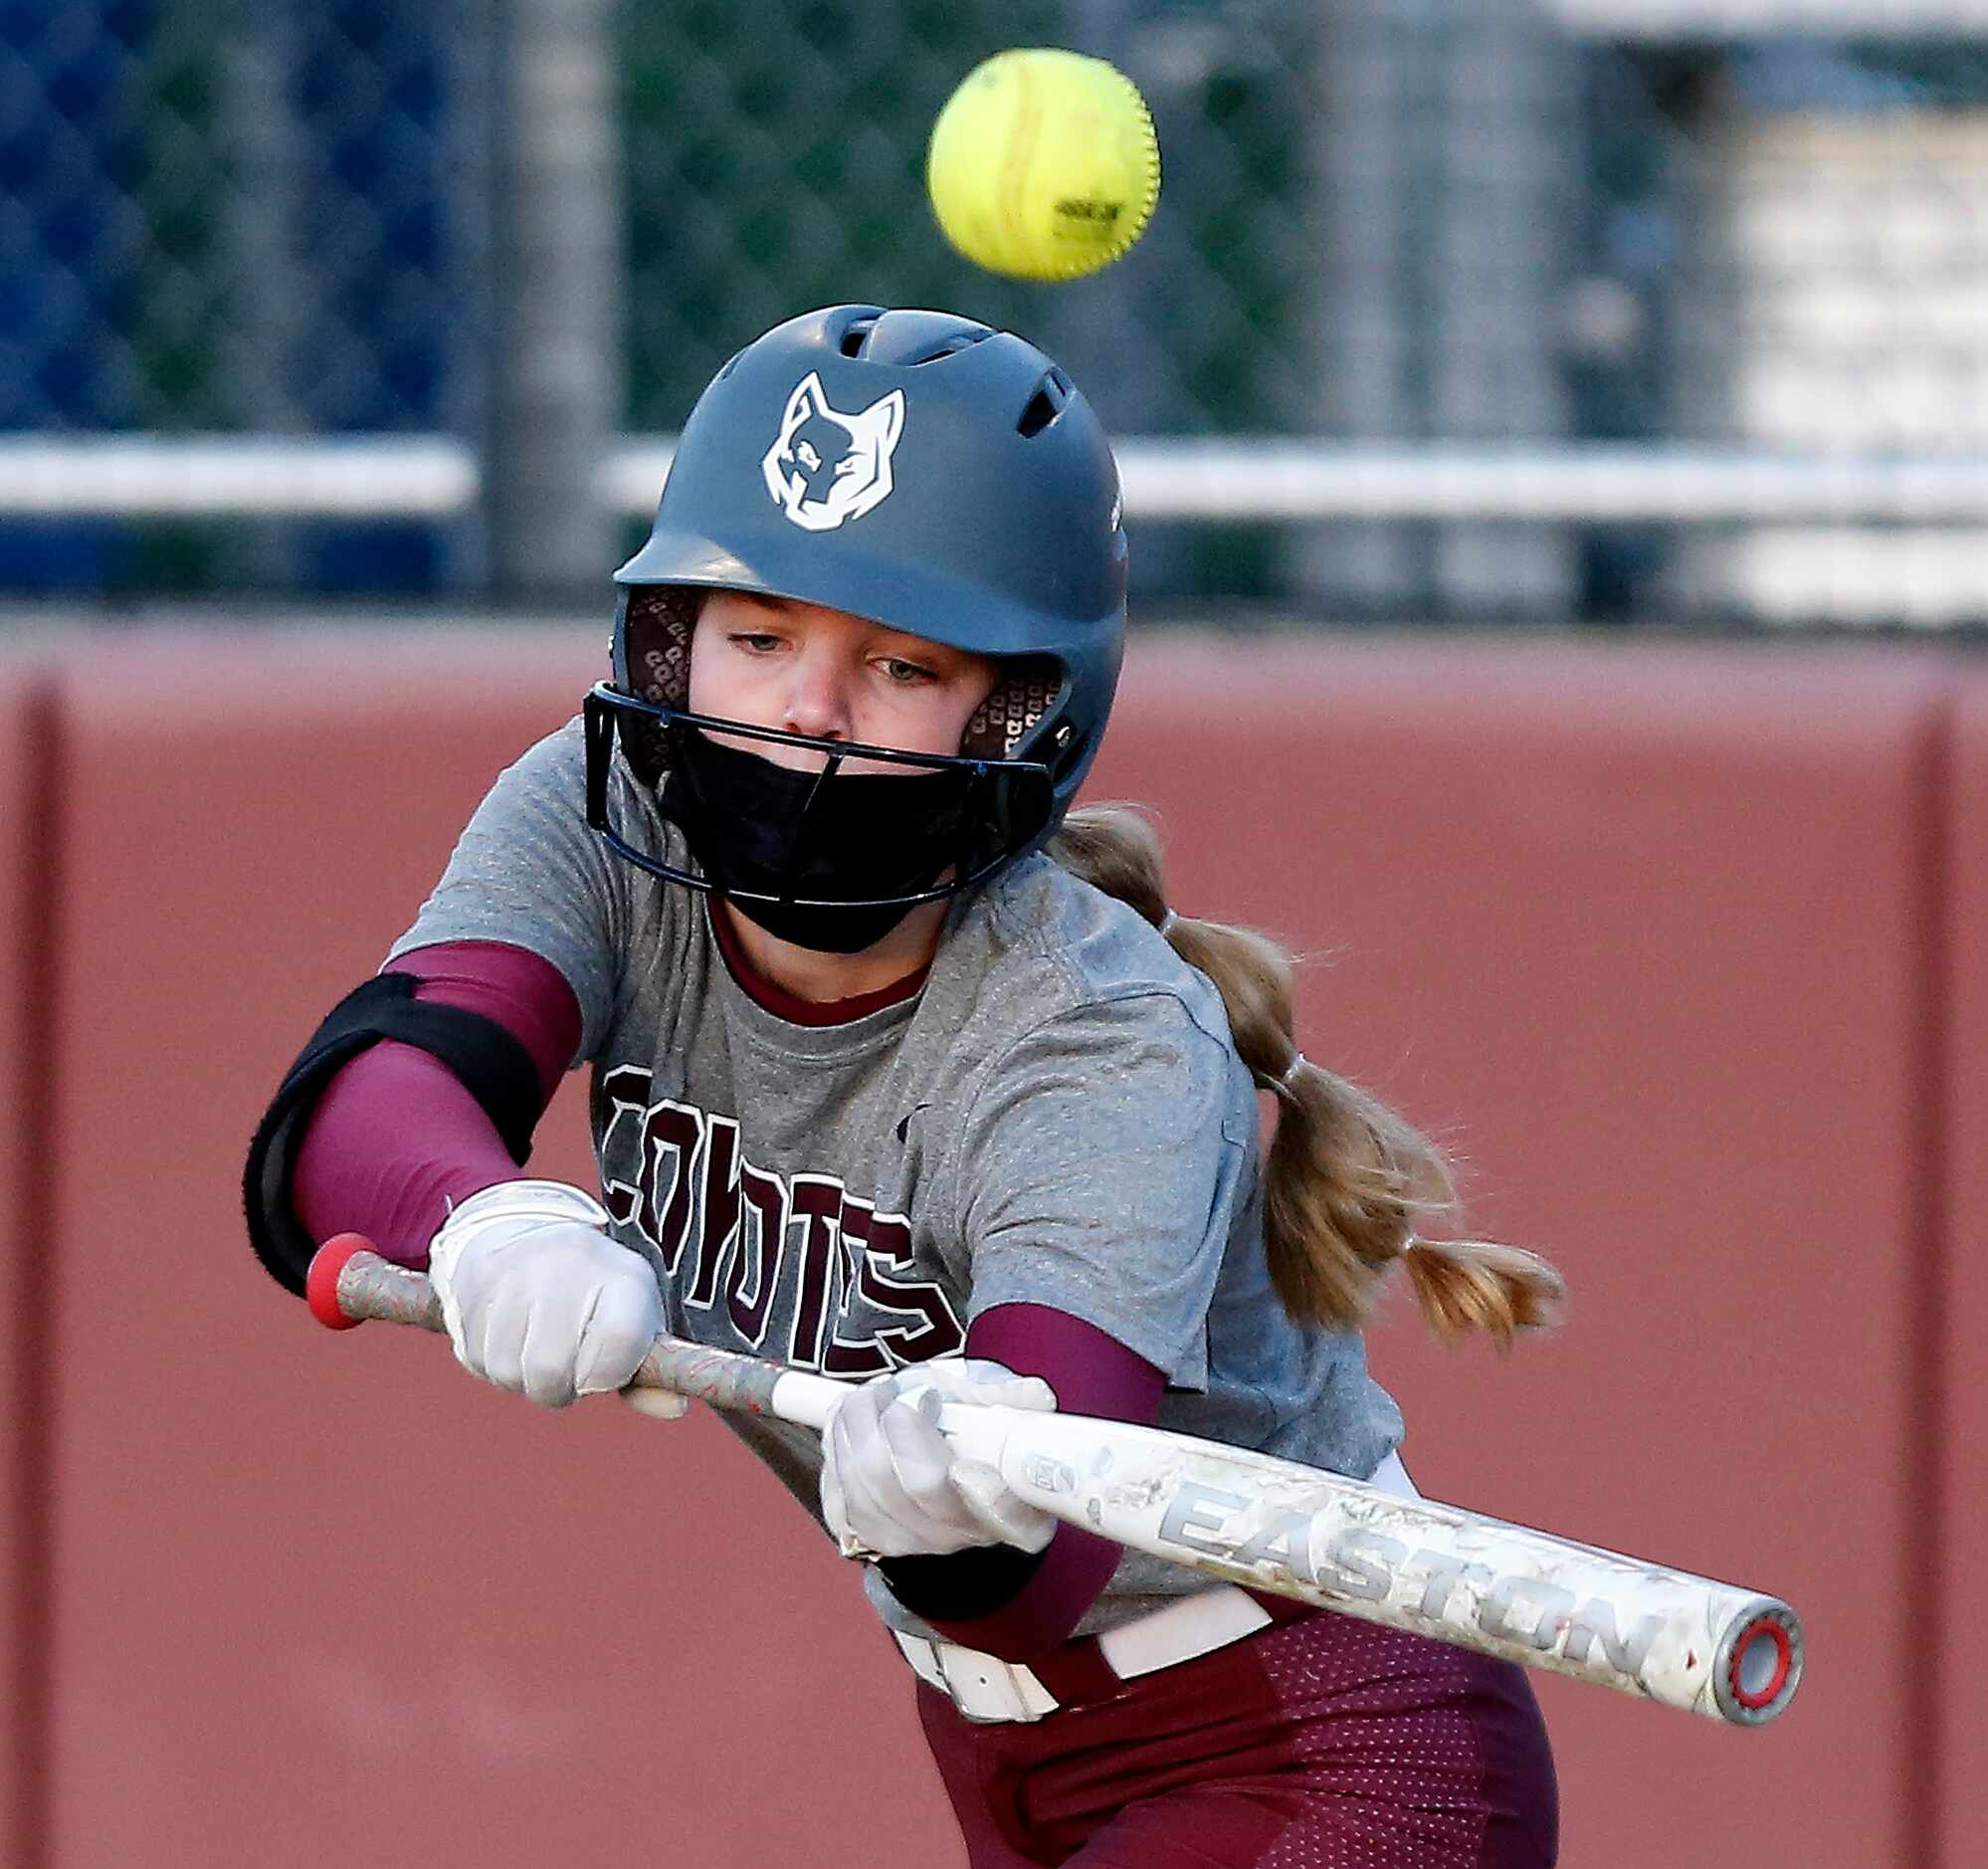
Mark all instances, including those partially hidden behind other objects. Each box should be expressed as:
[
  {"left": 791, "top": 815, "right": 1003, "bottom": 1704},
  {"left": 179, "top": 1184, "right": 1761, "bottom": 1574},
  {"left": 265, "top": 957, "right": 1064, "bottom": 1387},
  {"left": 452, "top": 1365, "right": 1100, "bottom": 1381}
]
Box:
[
  {"left": 5, "top": 0, "right": 1988, "bottom": 626},
  {"left": 5, "top": 3, "right": 1988, "bottom": 1869}
]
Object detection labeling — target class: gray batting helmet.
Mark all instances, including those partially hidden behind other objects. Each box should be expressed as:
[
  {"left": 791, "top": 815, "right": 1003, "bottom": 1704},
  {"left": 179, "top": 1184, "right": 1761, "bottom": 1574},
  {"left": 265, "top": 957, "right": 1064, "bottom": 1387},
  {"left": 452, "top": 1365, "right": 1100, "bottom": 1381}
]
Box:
[{"left": 583, "top": 305, "right": 1128, "bottom": 916}]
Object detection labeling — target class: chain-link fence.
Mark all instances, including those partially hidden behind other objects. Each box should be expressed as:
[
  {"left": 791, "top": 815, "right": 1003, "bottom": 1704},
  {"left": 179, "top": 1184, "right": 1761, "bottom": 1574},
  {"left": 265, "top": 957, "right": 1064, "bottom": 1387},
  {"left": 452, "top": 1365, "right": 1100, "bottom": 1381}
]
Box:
[
  {"left": 5, "top": 0, "right": 1988, "bottom": 622},
  {"left": 1, "top": 0, "right": 494, "bottom": 590}
]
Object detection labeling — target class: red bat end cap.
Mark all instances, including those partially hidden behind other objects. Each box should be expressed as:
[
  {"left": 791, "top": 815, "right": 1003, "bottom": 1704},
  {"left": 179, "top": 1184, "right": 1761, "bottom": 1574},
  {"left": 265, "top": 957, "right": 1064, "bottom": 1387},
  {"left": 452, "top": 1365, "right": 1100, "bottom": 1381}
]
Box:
[{"left": 305, "top": 1233, "right": 375, "bottom": 1332}]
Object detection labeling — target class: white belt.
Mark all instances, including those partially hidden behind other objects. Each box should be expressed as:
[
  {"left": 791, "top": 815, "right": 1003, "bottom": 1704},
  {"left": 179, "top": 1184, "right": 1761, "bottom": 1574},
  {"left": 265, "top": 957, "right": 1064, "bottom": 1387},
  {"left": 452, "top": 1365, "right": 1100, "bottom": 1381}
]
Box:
[
  {"left": 891, "top": 1448, "right": 1420, "bottom": 1726},
  {"left": 895, "top": 1582, "right": 1273, "bottom": 1724}
]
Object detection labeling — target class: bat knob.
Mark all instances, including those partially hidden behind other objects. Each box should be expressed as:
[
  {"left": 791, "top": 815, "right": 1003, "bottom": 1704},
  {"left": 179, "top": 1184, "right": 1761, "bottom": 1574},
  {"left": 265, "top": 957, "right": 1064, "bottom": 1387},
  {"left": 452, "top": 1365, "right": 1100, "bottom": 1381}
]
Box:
[{"left": 305, "top": 1233, "right": 376, "bottom": 1333}]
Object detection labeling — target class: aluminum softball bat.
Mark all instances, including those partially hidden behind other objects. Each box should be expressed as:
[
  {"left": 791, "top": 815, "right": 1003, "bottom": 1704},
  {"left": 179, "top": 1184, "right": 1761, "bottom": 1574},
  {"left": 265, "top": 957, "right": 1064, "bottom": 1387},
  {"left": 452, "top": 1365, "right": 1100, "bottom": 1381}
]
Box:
[{"left": 306, "top": 1234, "right": 1802, "bottom": 1726}]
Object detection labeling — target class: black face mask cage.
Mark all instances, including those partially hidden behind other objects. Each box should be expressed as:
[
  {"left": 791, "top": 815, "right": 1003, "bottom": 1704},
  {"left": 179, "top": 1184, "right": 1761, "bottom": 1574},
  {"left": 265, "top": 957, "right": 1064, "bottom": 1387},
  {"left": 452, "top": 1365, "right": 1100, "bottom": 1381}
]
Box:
[{"left": 582, "top": 683, "right": 1058, "bottom": 912}]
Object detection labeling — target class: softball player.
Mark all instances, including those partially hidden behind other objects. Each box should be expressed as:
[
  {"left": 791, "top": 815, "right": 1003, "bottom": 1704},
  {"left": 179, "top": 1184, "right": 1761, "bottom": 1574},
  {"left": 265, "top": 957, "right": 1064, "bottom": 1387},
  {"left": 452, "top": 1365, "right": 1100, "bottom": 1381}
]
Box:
[{"left": 246, "top": 305, "right": 1564, "bottom": 1867}]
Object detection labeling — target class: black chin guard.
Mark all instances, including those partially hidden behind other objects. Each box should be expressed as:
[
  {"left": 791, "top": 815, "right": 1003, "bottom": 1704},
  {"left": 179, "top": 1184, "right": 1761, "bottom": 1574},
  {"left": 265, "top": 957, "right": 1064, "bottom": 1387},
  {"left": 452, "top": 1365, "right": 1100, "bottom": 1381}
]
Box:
[{"left": 582, "top": 684, "right": 1057, "bottom": 923}]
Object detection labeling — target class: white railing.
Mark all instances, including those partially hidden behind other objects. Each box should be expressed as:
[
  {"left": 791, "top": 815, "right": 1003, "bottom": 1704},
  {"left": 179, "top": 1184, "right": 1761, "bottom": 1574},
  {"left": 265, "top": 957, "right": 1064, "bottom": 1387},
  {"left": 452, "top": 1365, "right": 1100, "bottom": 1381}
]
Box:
[
  {"left": 16, "top": 433, "right": 1973, "bottom": 527},
  {"left": 10, "top": 432, "right": 1984, "bottom": 623},
  {"left": 1548, "top": 0, "right": 1988, "bottom": 34},
  {"left": 0, "top": 436, "right": 480, "bottom": 519}
]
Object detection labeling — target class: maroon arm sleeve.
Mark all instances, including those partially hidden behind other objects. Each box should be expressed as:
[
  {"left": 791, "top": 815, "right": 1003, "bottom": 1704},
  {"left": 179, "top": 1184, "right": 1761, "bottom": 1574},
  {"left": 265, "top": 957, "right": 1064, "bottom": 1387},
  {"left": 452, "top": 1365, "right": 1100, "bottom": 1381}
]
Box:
[
  {"left": 878, "top": 1305, "right": 1164, "bottom": 1663},
  {"left": 290, "top": 941, "right": 582, "bottom": 1267}
]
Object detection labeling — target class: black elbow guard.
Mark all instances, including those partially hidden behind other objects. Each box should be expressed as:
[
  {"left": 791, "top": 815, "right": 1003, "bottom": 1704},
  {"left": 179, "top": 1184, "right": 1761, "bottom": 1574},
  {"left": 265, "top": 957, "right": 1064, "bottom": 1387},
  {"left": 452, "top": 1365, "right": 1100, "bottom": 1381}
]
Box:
[{"left": 243, "top": 971, "right": 544, "bottom": 1298}]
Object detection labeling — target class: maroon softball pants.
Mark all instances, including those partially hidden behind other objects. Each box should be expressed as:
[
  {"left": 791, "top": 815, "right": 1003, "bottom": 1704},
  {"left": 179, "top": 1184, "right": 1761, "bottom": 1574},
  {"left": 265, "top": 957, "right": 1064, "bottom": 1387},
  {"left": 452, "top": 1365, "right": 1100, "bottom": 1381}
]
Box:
[{"left": 915, "top": 1609, "right": 1558, "bottom": 1868}]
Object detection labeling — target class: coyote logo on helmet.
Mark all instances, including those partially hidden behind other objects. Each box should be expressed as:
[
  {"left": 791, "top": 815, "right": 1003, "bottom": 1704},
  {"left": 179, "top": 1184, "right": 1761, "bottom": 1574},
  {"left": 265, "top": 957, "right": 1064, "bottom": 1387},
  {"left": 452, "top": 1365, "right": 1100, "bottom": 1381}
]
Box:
[{"left": 762, "top": 373, "right": 906, "bottom": 531}]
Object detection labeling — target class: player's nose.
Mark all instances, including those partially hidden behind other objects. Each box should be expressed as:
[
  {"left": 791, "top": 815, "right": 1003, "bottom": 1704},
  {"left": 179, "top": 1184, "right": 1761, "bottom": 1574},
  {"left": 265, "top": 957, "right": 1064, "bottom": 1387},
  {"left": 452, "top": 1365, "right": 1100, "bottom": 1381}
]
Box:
[{"left": 779, "top": 645, "right": 854, "bottom": 753}]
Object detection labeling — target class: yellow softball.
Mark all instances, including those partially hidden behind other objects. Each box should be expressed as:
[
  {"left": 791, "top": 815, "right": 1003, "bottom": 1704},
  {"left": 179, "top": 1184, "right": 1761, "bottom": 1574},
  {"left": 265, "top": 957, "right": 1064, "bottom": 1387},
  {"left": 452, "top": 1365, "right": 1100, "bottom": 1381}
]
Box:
[{"left": 926, "top": 49, "right": 1161, "bottom": 283}]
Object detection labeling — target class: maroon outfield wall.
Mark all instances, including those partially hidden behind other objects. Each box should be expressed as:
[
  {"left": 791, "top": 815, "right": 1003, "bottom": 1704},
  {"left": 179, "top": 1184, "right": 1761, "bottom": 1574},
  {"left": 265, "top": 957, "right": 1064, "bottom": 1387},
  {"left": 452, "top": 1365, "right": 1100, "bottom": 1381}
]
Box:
[
  {"left": 1940, "top": 672, "right": 1988, "bottom": 1869},
  {"left": 19, "top": 626, "right": 1965, "bottom": 1868},
  {"left": 1088, "top": 639, "right": 1947, "bottom": 1869},
  {"left": 0, "top": 660, "right": 49, "bottom": 1869},
  {"left": 40, "top": 632, "right": 963, "bottom": 1869}
]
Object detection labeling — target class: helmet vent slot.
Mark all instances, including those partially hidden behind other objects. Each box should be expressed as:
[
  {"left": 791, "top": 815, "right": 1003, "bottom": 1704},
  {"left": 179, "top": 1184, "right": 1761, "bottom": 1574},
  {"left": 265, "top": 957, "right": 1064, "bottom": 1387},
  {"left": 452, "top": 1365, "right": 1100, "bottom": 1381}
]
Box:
[
  {"left": 1018, "top": 368, "right": 1073, "bottom": 438},
  {"left": 839, "top": 316, "right": 880, "bottom": 356},
  {"left": 906, "top": 332, "right": 986, "bottom": 365}
]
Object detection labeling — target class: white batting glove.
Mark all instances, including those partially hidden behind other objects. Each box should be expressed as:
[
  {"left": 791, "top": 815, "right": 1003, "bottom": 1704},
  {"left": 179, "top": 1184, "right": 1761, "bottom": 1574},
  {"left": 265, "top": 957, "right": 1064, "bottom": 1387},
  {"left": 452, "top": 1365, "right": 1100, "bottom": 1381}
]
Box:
[
  {"left": 427, "top": 1179, "right": 674, "bottom": 1411},
  {"left": 820, "top": 1358, "right": 1059, "bottom": 1560}
]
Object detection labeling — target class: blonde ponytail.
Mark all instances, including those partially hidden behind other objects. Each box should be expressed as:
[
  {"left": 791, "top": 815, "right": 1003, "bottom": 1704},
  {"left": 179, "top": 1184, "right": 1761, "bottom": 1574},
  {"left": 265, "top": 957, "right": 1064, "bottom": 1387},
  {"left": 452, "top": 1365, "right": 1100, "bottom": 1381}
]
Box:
[{"left": 1048, "top": 803, "right": 1565, "bottom": 1346}]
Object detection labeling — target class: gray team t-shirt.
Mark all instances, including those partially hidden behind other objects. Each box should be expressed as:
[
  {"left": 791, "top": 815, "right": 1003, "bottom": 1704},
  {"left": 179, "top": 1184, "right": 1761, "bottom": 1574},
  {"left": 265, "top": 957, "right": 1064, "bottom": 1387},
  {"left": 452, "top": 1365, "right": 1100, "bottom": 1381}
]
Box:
[{"left": 391, "top": 719, "right": 1404, "bottom": 1639}]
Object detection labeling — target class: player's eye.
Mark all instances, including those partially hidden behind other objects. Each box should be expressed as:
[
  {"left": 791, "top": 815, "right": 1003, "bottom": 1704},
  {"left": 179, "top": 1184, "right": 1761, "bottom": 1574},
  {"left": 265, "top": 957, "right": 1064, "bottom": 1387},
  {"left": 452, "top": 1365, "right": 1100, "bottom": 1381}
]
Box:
[
  {"left": 878, "top": 656, "right": 938, "bottom": 687},
  {"left": 729, "top": 632, "right": 785, "bottom": 655}
]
